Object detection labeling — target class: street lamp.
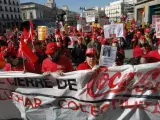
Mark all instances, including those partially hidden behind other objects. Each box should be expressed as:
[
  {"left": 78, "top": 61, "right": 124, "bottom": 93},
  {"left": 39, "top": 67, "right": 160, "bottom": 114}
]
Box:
[{"left": 80, "top": 7, "right": 85, "bottom": 18}]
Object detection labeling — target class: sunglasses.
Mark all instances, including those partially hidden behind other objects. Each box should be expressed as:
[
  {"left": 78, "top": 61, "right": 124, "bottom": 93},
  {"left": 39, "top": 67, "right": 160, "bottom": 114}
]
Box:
[{"left": 86, "top": 54, "right": 96, "bottom": 58}]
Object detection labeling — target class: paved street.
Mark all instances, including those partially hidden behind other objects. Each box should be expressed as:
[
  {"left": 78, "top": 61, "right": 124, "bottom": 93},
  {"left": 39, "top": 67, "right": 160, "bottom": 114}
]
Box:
[{"left": 125, "top": 49, "right": 133, "bottom": 58}]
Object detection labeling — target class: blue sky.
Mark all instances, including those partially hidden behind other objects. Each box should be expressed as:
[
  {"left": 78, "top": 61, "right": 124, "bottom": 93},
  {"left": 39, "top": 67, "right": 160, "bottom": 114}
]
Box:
[{"left": 20, "top": 0, "right": 116, "bottom": 12}]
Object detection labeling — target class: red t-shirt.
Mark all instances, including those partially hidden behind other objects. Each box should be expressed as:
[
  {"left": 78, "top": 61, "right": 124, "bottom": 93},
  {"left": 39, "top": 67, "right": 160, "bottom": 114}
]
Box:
[
  {"left": 77, "top": 61, "right": 92, "bottom": 70},
  {"left": 42, "top": 55, "right": 73, "bottom": 73}
]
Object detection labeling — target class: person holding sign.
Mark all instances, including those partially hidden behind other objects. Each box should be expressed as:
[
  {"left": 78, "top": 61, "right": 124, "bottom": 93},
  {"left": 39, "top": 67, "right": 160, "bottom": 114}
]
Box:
[
  {"left": 77, "top": 48, "right": 98, "bottom": 70},
  {"left": 42, "top": 42, "right": 73, "bottom": 74},
  {"left": 112, "top": 39, "right": 125, "bottom": 66},
  {"left": 87, "top": 34, "right": 101, "bottom": 57}
]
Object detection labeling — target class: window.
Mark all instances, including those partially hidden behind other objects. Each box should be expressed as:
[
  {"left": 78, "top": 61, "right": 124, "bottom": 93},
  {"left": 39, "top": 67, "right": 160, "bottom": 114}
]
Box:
[
  {"left": 0, "top": 0, "right": 2, "bottom": 3},
  {"left": 5, "top": 6, "right": 8, "bottom": 12},
  {"left": 17, "top": 8, "right": 20, "bottom": 12},
  {"left": 11, "top": 14, "right": 13, "bottom": 19},
  {"left": 13, "top": 1, "right": 15, "bottom": 5},
  {"left": 19, "top": 15, "right": 21, "bottom": 19},
  {"left": 23, "top": 13, "right": 26, "bottom": 20},
  {"left": 14, "top": 8, "right": 16, "bottom": 12},
  {"left": 15, "top": 15, "right": 17, "bottom": 19},
  {"left": 10, "top": 7, "right": 12, "bottom": 12},
  {"left": 4, "top": 0, "right": 7, "bottom": 4},
  {"left": 0, "top": 6, "right": 3, "bottom": 11},
  {"left": 17, "top": 2, "right": 19, "bottom": 6},
  {"left": 8, "top": 0, "right": 11, "bottom": 5},
  {"left": 6, "top": 14, "right": 9, "bottom": 20},
  {"left": 1, "top": 14, "right": 4, "bottom": 19},
  {"left": 30, "top": 12, "right": 33, "bottom": 19}
]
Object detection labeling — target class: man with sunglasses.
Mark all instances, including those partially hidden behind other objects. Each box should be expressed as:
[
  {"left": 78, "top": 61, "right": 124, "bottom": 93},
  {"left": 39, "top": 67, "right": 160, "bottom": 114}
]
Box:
[{"left": 77, "top": 48, "right": 97, "bottom": 70}]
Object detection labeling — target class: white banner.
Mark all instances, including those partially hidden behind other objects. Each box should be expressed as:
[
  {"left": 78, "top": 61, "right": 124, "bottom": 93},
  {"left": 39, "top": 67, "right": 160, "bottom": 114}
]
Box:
[
  {"left": 156, "top": 21, "right": 160, "bottom": 38},
  {"left": 1, "top": 62, "right": 160, "bottom": 119},
  {"left": 152, "top": 15, "right": 160, "bottom": 28},
  {"left": 86, "top": 16, "right": 95, "bottom": 23},
  {"left": 82, "top": 25, "right": 91, "bottom": 33},
  {"left": 99, "top": 45, "right": 117, "bottom": 66},
  {"left": 104, "top": 24, "right": 124, "bottom": 38}
]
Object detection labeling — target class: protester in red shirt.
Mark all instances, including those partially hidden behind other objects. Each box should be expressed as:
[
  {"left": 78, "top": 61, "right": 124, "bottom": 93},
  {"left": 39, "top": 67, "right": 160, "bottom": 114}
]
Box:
[
  {"left": 42, "top": 42, "right": 73, "bottom": 73},
  {"left": 77, "top": 48, "right": 97, "bottom": 70}
]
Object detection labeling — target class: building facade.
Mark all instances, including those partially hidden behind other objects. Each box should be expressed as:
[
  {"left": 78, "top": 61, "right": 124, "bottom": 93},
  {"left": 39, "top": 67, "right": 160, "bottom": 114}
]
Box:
[
  {"left": 20, "top": 0, "right": 57, "bottom": 27},
  {"left": 0, "top": 0, "right": 21, "bottom": 33},
  {"left": 105, "top": 1, "right": 123, "bottom": 22},
  {"left": 134, "top": 0, "right": 160, "bottom": 24}
]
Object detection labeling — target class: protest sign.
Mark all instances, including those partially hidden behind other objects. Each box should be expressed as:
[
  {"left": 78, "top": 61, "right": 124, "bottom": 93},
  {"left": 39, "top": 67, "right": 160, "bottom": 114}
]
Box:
[
  {"left": 156, "top": 21, "right": 160, "bottom": 38},
  {"left": 99, "top": 45, "right": 117, "bottom": 66},
  {"left": 82, "top": 25, "right": 91, "bottom": 33},
  {"left": 1, "top": 62, "right": 160, "bottom": 120},
  {"left": 38, "top": 26, "right": 47, "bottom": 41},
  {"left": 104, "top": 23, "right": 124, "bottom": 38},
  {"left": 126, "top": 21, "right": 131, "bottom": 30},
  {"left": 152, "top": 15, "right": 160, "bottom": 28},
  {"left": 86, "top": 16, "right": 95, "bottom": 23}
]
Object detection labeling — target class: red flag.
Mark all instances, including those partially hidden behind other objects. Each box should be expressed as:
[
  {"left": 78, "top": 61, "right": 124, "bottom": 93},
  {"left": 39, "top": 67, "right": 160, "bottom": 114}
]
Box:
[
  {"left": 28, "top": 19, "right": 34, "bottom": 40},
  {"left": 20, "top": 38, "right": 38, "bottom": 64},
  {"left": 23, "top": 28, "right": 29, "bottom": 40}
]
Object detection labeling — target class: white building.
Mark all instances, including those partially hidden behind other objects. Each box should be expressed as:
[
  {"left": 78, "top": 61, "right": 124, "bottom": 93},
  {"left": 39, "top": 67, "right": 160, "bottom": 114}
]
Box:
[
  {"left": 20, "top": 1, "right": 57, "bottom": 28},
  {"left": 0, "top": 0, "right": 21, "bottom": 33},
  {"left": 134, "top": 0, "right": 160, "bottom": 24},
  {"left": 105, "top": 0, "right": 123, "bottom": 22}
]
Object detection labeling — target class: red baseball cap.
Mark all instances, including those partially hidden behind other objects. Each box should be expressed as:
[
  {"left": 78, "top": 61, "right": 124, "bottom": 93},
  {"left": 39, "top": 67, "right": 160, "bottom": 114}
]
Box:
[
  {"left": 92, "top": 34, "right": 97, "bottom": 39},
  {"left": 136, "top": 31, "right": 141, "bottom": 35},
  {"left": 140, "top": 36, "right": 145, "bottom": 40},
  {"left": 145, "top": 28, "right": 150, "bottom": 33},
  {"left": 86, "top": 48, "right": 97, "bottom": 55},
  {"left": 45, "top": 42, "right": 57, "bottom": 54},
  {"left": 112, "top": 39, "right": 118, "bottom": 43}
]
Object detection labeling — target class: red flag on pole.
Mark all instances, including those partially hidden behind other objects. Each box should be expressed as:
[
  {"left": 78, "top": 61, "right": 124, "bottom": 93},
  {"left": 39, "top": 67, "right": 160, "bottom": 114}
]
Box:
[
  {"left": 23, "top": 28, "right": 29, "bottom": 40},
  {"left": 28, "top": 19, "right": 34, "bottom": 40},
  {"left": 20, "top": 37, "right": 38, "bottom": 64}
]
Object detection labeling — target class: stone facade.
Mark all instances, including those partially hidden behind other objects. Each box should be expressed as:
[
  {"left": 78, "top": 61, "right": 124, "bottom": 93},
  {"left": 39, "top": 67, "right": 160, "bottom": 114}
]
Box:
[{"left": 0, "top": 0, "right": 21, "bottom": 33}]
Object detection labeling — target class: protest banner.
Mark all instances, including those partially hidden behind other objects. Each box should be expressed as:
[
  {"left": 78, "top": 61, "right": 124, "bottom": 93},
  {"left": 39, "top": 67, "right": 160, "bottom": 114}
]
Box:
[
  {"left": 1, "top": 62, "right": 160, "bottom": 120},
  {"left": 86, "top": 16, "right": 95, "bottom": 23},
  {"left": 152, "top": 15, "right": 160, "bottom": 28},
  {"left": 82, "top": 25, "right": 91, "bottom": 33},
  {"left": 99, "top": 45, "right": 117, "bottom": 66},
  {"left": 104, "top": 23, "right": 124, "bottom": 38},
  {"left": 156, "top": 21, "right": 160, "bottom": 38},
  {"left": 38, "top": 26, "right": 47, "bottom": 41}
]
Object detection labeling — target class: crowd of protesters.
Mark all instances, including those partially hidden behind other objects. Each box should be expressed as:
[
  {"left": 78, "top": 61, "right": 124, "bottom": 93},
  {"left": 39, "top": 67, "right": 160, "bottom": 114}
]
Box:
[{"left": 0, "top": 20, "right": 159, "bottom": 75}]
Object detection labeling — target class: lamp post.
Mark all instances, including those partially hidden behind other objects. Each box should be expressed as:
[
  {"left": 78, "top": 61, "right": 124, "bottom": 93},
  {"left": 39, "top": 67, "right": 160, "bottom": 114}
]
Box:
[
  {"left": 80, "top": 7, "right": 85, "bottom": 18},
  {"left": 79, "top": 7, "right": 85, "bottom": 36}
]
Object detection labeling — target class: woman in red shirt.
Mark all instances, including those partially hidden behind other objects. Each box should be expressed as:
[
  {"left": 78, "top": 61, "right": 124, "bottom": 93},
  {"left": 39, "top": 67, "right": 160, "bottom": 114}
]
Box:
[
  {"left": 77, "top": 48, "right": 97, "bottom": 70},
  {"left": 42, "top": 42, "right": 73, "bottom": 74}
]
